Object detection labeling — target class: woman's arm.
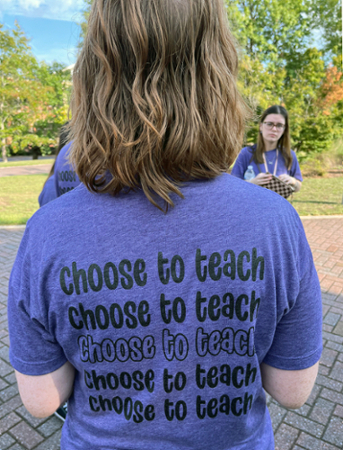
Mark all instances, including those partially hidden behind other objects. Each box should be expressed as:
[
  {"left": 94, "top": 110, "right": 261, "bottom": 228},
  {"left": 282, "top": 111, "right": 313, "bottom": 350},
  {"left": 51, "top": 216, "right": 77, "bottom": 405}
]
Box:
[
  {"left": 260, "top": 362, "right": 318, "bottom": 409},
  {"left": 15, "top": 362, "right": 75, "bottom": 418}
]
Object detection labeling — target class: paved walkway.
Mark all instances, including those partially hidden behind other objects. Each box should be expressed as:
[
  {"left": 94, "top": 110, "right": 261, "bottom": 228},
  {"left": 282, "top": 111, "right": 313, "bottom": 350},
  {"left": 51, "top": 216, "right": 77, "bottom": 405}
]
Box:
[
  {"left": 0, "top": 218, "right": 343, "bottom": 449},
  {"left": 0, "top": 165, "right": 52, "bottom": 177}
]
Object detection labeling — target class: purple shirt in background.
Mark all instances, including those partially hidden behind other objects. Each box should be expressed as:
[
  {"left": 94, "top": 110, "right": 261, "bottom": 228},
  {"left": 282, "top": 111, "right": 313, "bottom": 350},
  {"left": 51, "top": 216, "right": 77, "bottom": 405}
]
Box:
[
  {"left": 54, "top": 142, "right": 81, "bottom": 197},
  {"left": 38, "top": 175, "right": 57, "bottom": 207},
  {"left": 8, "top": 174, "right": 322, "bottom": 450},
  {"left": 231, "top": 146, "right": 303, "bottom": 181}
]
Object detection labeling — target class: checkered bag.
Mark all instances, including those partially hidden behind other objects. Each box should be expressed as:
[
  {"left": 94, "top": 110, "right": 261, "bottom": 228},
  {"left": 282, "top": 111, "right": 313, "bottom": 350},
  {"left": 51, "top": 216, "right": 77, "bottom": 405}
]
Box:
[{"left": 263, "top": 174, "right": 294, "bottom": 199}]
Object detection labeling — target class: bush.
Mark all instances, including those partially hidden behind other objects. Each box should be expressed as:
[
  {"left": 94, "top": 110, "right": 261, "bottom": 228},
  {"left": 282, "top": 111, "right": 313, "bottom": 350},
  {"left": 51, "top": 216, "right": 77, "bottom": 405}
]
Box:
[{"left": 300, "top": 139, "right": 343, "bottom": 177}]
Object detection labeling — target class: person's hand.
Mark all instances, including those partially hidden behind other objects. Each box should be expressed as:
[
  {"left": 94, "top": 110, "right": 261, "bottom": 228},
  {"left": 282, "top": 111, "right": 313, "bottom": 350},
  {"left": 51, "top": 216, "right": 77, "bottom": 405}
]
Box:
[
  {"left": 279, "top": 174, "right": 295, "bottom": 185},
  {"left": 279, "top": 174, "right": 302, "bottom": 192},
  {"left": 248, "top": 172, "right": 272, "bottom": 186}
]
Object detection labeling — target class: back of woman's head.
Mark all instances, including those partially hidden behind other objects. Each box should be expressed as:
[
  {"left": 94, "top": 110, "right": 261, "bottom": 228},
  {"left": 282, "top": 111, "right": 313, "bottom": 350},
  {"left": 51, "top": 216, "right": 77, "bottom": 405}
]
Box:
[{"left": 69, "top": 0, "right": 249, "bottom": 209}]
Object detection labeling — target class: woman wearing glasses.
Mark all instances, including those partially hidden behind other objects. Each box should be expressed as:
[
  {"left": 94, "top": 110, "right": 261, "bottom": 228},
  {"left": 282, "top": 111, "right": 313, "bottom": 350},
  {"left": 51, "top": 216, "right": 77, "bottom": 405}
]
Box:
[{"left": 231, "top": 105, "right": 302, "bottom": 192}]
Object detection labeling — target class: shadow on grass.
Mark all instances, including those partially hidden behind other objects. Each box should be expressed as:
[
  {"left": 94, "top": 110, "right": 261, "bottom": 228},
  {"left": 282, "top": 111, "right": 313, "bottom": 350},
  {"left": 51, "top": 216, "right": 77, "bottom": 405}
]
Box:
[{"left": 292, "top": 200, "right": 340, "bottom": 205}]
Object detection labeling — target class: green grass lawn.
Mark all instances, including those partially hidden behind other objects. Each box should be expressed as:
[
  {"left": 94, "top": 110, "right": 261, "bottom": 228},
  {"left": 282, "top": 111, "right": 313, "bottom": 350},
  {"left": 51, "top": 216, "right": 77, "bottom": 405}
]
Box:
[
  {"left": 0, "top": 159, "right": 54, "bottom": 168},
  {"left": 0, "top": 174, "right": 47, "bottom": 225},
  {"left": 290, "top": 177, "right": 343, "bottom": 216},
  {"left": 0, "top": 174, "right": 342, "bottom": 225}
]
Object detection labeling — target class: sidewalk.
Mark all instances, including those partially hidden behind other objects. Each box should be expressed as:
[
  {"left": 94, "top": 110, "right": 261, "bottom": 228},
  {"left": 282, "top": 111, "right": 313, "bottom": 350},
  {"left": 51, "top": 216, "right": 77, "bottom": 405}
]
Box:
[
  {"left": 0, "top": 218, "right": 343, "bottom": 449},
  {"left": 0, "top": 165, "right": 52, "bottom": 177},
  {"left": 0, "top": 156, "right": 53, "bottom": 177}
]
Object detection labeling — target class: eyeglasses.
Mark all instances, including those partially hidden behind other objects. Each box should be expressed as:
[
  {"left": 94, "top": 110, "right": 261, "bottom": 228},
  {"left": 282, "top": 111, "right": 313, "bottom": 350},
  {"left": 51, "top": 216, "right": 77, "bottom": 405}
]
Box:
[{"left": 263, "top": 122, "right": 285, "bottom": 131}]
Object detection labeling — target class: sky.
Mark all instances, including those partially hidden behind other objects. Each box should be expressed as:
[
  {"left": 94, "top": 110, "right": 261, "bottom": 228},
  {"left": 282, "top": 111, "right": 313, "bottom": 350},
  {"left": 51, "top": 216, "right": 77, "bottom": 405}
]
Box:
[{"left": 0, "top": 0, "right": 85, "bottom": 66}]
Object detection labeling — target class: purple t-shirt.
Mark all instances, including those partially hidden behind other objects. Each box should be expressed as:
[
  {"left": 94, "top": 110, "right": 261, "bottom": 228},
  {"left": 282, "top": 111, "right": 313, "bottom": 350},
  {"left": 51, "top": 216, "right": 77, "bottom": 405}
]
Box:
[
  {"left": 231, "top": 146, "right": 303, "bottom": 181},
  {"left": 8, "top": 174, "right": 322, "bottom": 450},
  {"left": 38, "top": 175, "right": 57, "bottom": 207},
  {"left": 54, "top": 142, "right": 81, "bottom": 197}
]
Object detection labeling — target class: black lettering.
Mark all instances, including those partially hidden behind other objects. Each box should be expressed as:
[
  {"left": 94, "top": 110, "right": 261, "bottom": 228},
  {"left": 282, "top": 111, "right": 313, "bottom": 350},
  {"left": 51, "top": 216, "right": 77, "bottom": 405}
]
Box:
[
  {"left": 88, "top": 264, "right": 103, "bottom": 292},
  {"left": 209, "top": 252, "right": 222, "bottom": 281},
  {"left": 95, "top": 305, "right": 109, "bottom": 330},
  {"left": 79, "top": 303, "right": 96, "bottom": 330},
  {"left": 245, "top": 364, "right": 257, "bottom": 386},
  {"left": 223, "top": 250, "right": 236, "bottom": 280},
  {"left": 207, "top": 366, "right": 218, "bottom": 388},
  {"left": 120, "top": 372, "right": 132, "bottom": 389},
  {"left": 119, "top": 260, "right": 134, "bottom": 290},
  {"left": 244, "top": 392, "right": 253, "bottom": 414},
  {"left": 107, "top": 373, "right": 119, "bottom": 390},
  {"left": 252, "top": 248, "right": 265, "bottom": 281},
  {"left": 158, "top": 252, "right": 170, "bottom": 285},
  {"left": 60, "top": 267, "right": 74, "bottom": 295},
  {"left": 72, "top": 262, "right": 88, "bottom": 294},
  {"left": 208, "top": 295, "right": 220, "bottom": 321},
  {"left": 138, "top": 301, "right": 150, "bottom": 327},
  {"left": 196, "top": 364, "right": 206, "bottom": 389},
  {"left": 237, "top": 251, "right": 251, "bottom": 281},
  {"left": 89, "top": 396, "right": 100, "bottom": 412},
  {"left": 250, "top": 291, "right": 260, "bottom": 321},
  {"left": 232, "top": 366, "right": 244, "bottom": 389},
  {"left": 104, "top": 262, "right": 119, "bottom": 290},
  {"left": 133, "top": 400, "right": 144, "bottom": 423},
  {"left": 236, "top": 295, "right": 249, "bottom": 322},
  {"left": 196, "top": 395, "right": 206, "bottom": 419},
  {"left": 195, "top": 249, "right": 207, "bottom": 282},
  {"left": 68, "top": 307, "right": 83, "bottom": 329},
  {"left": 222, "top": 293, "right": 234, "bottom": 319},
  {"left": 171, "top": 255, "right": 185, "bottom": 283},
  {"left": 195, "top": 291, "right": 207, "bottom": 322},
  {"left": 110, "top": 304, "right": 124, "bottom": 328},
  {"left": 124, "top": 302, "right": 138, "bottom": 329},
  {"left": 134, "top": 259, "right": 147, "bottom": 286},
  {"left": 231, "top": 397, "right": 243, "bottom": 416}
]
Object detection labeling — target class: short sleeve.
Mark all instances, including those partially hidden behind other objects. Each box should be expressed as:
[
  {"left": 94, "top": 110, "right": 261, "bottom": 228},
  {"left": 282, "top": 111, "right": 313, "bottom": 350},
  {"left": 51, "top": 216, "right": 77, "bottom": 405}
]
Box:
[
  {"left": 38, "top": 175, "right": 57, "bottom": 207},
  {"left": 8, "top": 224, "right": 67, "bottom": 376},
  {"left": 263, "top": 220, "right": 322, "bottom": 370},
  {"left": 231, "top": 147, "right": 252, "bottom": 179},
  {"left": 290, "top": 151, "right": 303, "bottom": 181}
]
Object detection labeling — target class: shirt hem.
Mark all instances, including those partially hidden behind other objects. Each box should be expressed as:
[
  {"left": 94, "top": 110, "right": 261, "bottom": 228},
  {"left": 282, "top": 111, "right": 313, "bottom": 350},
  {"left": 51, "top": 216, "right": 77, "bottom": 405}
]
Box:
[{"left": 263, "top": 345, "right": 322, "bottom": 370}]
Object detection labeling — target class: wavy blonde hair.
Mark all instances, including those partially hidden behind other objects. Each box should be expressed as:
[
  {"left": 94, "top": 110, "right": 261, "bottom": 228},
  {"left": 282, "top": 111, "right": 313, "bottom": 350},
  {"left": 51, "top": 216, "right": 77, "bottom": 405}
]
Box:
[{"left": 69, "top": 0, "right": 250, "bottom": 209}]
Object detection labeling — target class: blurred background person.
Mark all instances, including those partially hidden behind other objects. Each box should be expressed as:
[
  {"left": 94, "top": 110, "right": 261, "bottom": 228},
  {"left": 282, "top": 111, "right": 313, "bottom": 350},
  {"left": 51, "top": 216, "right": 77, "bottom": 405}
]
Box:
[
  {"left": 38, "top": 122, "right": 70, "bottom": 207},
  {"left": 231, "top": 105, "right": 302, "bottom": 193}
]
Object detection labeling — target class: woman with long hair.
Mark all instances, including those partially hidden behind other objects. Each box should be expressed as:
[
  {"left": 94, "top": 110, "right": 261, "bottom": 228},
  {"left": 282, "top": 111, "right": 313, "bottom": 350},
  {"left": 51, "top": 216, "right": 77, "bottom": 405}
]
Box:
[
  {"left": 231, "top": 105, "right": 303, "bottom": 192},
  {"left": 8, "top": 2, "right": 321, "bottom": 450}
]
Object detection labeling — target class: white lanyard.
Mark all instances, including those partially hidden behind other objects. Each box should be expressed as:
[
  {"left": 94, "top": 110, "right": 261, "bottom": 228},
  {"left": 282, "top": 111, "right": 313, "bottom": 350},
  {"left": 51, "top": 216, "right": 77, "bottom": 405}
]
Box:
[{"left": 263, "top": 149, "right": 279, "bottom": 176}]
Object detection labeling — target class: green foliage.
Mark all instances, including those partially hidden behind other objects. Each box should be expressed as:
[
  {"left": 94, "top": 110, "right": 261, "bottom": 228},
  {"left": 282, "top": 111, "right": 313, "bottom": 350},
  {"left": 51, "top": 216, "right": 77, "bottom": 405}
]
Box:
[
  {"left": 227, "top": 0, "right": 343, "bottom": 158},
  {"left": 312, "top": 0, "right": 342, "bottom": 56},
  {"left": 227, "top": 0, "right": 319, "bottom": 68},
  {"left": 0, "top": 23, "right": 70, "bottom": 160}
]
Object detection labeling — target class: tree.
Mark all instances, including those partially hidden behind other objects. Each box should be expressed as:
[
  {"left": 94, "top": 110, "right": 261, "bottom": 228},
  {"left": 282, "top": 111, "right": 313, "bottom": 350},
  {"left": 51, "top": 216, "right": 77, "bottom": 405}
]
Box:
[
  {"left": 0, "top": 23, "right": 70, "bottom": 161},
  {"left": 313, "top": 0, "right": 342, "bottom": 57},
  {"left": 226, "top": 0, "right": 343, "bottom": 158},
  {"left": 78, "top": 0, "right": 92, "bottom": 48}
]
